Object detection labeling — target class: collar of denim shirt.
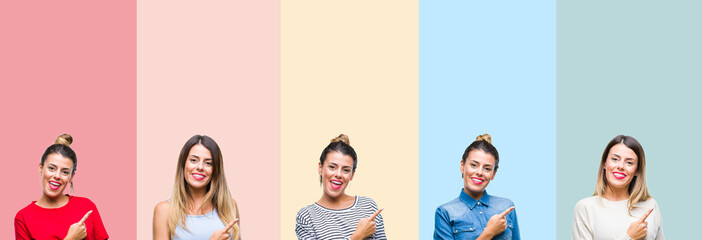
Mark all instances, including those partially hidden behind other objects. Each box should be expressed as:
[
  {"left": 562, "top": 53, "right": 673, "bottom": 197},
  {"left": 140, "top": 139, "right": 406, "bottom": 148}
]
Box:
[{"left": 459, "top": 189, "right": 492, "bottom": 210}]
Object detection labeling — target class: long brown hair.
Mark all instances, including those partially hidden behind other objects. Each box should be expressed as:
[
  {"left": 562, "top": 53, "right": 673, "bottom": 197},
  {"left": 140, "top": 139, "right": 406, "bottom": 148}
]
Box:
[
  {"left": 593, "top": 135, "right": 651, "bottom": 215},
  {"left": 168, "top": 135, "right": 240, "bottom": 239}
]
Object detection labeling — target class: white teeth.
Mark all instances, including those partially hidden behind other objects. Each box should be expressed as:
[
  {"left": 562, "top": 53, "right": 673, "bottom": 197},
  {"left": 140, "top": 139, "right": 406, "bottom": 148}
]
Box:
[
  {"left": 614, "top": 173, "right": 625, "bottom": 177},
  {"left": 331, "top": 180, "right": 342, "bottom": 185},
  {"left": 472, "top": 178, "right": 483, "bottom": 183},
  {"left": 49, "top": 182, "right": 60, "bottom": 186}
]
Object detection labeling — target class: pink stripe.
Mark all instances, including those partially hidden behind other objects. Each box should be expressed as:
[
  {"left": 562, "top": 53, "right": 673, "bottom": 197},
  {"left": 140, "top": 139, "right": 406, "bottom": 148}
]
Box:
[
  {"left": 136, "top": 0, "right": 280, "bottom": 239},
  {"left": 1, "top": 0, "right": 137, "bottom": 238}
]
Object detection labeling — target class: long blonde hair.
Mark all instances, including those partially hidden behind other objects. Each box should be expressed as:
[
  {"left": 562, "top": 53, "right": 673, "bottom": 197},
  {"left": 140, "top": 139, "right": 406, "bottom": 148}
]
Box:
[
  {"left": 593, "top": 135, "right": 651, "bottom": 215},
  {"left": 168, "top": 135, "right": 240, "bottom": 239}
]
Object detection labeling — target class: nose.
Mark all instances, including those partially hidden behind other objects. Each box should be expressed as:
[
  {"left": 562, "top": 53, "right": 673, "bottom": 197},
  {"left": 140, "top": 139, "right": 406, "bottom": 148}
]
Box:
[
  {"left": 52, "top": 170, "right": 61, "bottom": 179},
  {"left": 616, "top": 161, "right": 626, "bottom": 169},
  {"left": 333, "top": 168, "right": 342, "bottom": 178},
  {"left": 195, "top": 161, "right": 204, "bottom": 171},
  {"left": 476, "top": 168, "right": 485, "bottom": 177}
]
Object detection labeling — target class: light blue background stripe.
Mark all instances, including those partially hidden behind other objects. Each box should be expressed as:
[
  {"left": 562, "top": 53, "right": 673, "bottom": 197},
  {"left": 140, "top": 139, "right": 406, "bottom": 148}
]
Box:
[{"left": 419, "top": 1, "right": 556, "bottom": 239}]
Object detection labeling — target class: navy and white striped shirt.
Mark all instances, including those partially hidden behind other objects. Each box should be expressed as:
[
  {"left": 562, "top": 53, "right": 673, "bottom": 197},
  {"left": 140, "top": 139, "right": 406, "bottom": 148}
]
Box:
[{"left": 296, "top": 196, "right": 387, "bottom": 240}]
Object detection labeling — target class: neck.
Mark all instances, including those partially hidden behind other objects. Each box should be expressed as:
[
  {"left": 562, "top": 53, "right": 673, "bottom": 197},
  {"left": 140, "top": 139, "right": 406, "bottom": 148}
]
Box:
[
  {"left": 187, "top": 186, "right": 211, "bottom": 214},
  {"left": 464, "top": 187, "right": 484, "bottom": 200},
  {"left": 603, "top": 186, "right": 630, "bottom": 201},
  {"left": 36, "top": 193, "right": 69, "bottom": 208},
  {"left": 318, "top": 193, "right": 354, "bottom": 209}
]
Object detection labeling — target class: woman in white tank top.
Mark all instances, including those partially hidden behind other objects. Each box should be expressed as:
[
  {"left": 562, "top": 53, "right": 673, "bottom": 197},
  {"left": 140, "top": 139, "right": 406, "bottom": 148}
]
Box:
[{"left": 153, "top": 135, "right": 241, "bottom": 240}]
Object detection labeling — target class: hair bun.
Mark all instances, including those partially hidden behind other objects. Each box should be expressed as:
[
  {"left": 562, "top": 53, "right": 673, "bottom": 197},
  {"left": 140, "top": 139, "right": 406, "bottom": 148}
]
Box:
[
  {"left": 54, "top": 133, "right": 73, "bottom": 147},
  {"left": 475, "top": 134, "right": 492, "bottom": 144},
  {"left": 331, "top": 134, "right": 350, "bottom": 145}
]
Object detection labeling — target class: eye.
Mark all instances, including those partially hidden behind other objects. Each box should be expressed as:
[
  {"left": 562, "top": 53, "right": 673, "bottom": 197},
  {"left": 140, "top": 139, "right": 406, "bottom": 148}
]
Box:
[
  {"left": 329, "top": 165, "right": 335, "bottom": 170},
  {"left": 62, "top": 170, "right": 70, "bottom": 176},
  {"left": 48, "top": 166, "right": 55, "bottom": 171},
  {"left": 470, "top": 163, "right": 477, "bottom": 168},
  {"left": 611, "top": 157, "right": 618, "bottom": 162},
  {"left": 343, "top": 169, "right": 351, "bottom": 173},
  {"left": 626, "top": 161, "right": 635, "bottom": 166},
  {"left": 189, "top": 158, "right": 197, "bottom": 163},
  {"left": 205, "top": 161, "right": 213, "bottom": 166},
  {"left": 485, "top": 167, "right": 493, "bottom": 172}
]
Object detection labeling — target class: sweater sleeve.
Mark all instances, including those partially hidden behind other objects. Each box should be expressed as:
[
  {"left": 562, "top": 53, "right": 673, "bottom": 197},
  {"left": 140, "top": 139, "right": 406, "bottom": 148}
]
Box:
[
  {"left": 14, "top": 211, "right": 30, "bottom": 240},
  {"left": 87, "top": 199, "right": 110, "bottom": 240},
  {"left": 295, "top": 208, "right": 316, "bottom": 240},
  {"left": 653, "top": 200, "right": 665, "bottom": 240},
  {"left": 572, "top": 200, "right": 593, "bottom": 240}
]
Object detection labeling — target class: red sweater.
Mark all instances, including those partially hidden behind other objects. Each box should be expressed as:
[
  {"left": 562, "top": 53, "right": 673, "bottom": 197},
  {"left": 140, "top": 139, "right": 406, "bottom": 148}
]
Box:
[{"left": 15, "top": 195, "right": 109, "bottom": 240}]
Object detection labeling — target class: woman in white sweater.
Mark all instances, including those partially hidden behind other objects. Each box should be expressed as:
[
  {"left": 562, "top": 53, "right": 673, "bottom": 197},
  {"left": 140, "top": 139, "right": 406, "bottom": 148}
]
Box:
[{"left": 572, "top": 135, "right": 664, "bottom": 240}]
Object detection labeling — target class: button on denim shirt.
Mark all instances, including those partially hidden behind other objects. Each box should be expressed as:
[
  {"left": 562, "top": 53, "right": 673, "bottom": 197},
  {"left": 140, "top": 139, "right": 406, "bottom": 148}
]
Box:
[{"left": 434, "top": 190, "right": 520, "bottom": 240}]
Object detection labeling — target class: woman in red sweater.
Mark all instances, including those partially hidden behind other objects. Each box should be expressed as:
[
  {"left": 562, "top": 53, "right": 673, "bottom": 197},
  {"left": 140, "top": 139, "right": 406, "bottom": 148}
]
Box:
[{"left": 14, "top": 134, "right": 108, "bottom": 240}]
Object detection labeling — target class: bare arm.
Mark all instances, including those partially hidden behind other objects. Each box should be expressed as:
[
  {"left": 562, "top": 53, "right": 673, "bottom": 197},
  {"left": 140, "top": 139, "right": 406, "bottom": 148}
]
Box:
[{"left": 153, "top": 201, "right": 171, "bottom": 240}]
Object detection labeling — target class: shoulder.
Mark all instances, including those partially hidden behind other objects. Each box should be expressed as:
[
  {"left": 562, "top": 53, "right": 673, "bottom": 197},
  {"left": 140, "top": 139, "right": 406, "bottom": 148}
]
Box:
[
  {"left": 356, "top": 196, "right": 378, "bottom": 207},
  {"left": 574, "top": 196, "right": 599, "bottom": 214},
  {"left": 637, "top": 197, "right": 658, "bottom": 208},
  {"left": 71, "top": 195, "right": 96, "bottom": 205},
  {"left": 154, "top": 200, "right": 171, "bottom": 215},
  {"left": 436, "top": 196, "right": 463, "bottom": 211},
  {"left": 487, "top": 194, "right": 515, "bottom": 207},
  {"left": 15, "top": 203, "right": 35, "bottom": 220},
  {"left": 296, "top": 203, "right": 316, "bottom": 223},
  {"left": 70, "top": 196, "right": 100, "bottom": 210}
]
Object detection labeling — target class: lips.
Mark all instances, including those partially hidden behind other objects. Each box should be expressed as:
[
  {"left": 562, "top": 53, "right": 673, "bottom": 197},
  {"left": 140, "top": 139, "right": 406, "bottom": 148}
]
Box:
[
  {"left": 330, "top": 180, "right": 343, "bottom": 190},
  {"left": 48, "top": 181, "right": 61, "bottom": 190},
  {"left": 471, "top": 177, "right": 485, "bottom": 185},
  {"left": 191, "top": 173, "right": 206, "bottom": 180},
  {"left": 612, "top": 172, "right": 627, "bottom": 179}
]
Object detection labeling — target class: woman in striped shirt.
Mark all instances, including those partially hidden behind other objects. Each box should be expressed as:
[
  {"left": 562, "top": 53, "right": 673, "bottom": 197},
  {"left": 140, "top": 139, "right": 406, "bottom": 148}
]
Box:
[{"left": 295, "top": 134, "right": 387, "bottom": 240}]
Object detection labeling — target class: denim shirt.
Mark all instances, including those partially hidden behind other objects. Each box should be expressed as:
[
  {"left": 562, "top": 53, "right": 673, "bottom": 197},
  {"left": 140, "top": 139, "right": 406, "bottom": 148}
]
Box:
[{"left": 434, "top": 190, "right": 520, "bottom": 240}]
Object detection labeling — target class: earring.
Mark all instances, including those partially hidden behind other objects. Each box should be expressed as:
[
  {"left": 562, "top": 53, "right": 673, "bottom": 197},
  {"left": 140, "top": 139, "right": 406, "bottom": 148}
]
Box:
[{"left": 70, "top": 182, "right": 74, "bottom": 193}]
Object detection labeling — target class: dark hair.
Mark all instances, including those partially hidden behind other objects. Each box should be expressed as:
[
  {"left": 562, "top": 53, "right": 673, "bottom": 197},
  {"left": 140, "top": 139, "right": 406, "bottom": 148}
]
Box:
[
  {"left": 41, "top": 134, "right": 78, "bottom": 175},
  {"left": 177, "top": 135, "right": 224, "bottom": 193},
  {"left": 319, "top": 134, "right": 357, "bottom": 183},
  {"left": 462, "top": 134, "right": 500, "bottom": 171}
]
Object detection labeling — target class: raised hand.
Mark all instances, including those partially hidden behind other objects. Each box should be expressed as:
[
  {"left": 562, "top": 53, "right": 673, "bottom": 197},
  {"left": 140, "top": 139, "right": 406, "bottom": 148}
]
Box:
[
  {"left": 210, "top": 219, "right": 238, "bottom": 240},
  {"left": 64, "top": 210, "right": 92, "bottom": 240},
  {"left": 350, "top": 208, "right": 383, "bottom": 240},
  {"left": 627, "top": 208, "right": 653, "bottom": 240},
  {"left": 479, "top": 207, "right": 514, "bottom": 240}
]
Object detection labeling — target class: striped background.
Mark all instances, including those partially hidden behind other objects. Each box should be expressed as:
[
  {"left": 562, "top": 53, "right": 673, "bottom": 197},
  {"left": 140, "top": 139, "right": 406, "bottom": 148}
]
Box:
[{"left": 2, "top": 1, "right": 699, "bottom": 239}]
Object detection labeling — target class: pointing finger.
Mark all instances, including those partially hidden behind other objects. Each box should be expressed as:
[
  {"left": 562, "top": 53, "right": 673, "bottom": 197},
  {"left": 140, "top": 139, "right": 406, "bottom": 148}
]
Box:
[
  {"left": 223, "top": 218, "right": 239, "bottom": 232},
  {"left": 78, "top": 210, "right": 93, "bottom": 225},
  {"left": 499, "top": 207, "right": 515, "bottom": 218},
  {"left": 639, "top": 208, "right": 654, "bottom": 222},
  {"left": 369, "top": 208, "right": 383, "bottom": 220}
]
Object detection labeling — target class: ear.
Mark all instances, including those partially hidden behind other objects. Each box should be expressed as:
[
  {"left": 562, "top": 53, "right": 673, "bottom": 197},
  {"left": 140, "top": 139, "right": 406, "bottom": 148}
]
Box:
[
  {"left": 38, "top": 164, "right": 43, "bottom": 175},
  {"left": 318, "top": 162, "right": 323, "bottom": 176},
  {"left": 349, "top": 170, "right": 355, "bottom": 181},
  {"left": 490, "top": 169, "right": 497, "bottom": 180},
  {"left": 459, "top": 161, "right": 465, "bottom": 178}
]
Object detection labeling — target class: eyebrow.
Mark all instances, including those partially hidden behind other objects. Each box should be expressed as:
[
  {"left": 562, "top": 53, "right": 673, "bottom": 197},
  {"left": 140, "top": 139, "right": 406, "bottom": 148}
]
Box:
[
  {"left": 329, "top": 162, "right": 352, "bottom": 168},
  {"left": 470, "top": 160, "right": 493, "bottom": 167},
  {"left": 48, "top": 163, "right": 72, "bottom": 171},
  {"left": 612, "top": 153, "right": 636, "bottom": 161}
]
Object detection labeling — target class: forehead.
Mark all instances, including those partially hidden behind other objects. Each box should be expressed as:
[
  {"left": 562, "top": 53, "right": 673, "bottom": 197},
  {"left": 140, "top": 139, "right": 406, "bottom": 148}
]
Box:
[
  {"left": 608, "top": 143, "right": 637, "bottom": 159},
  {"left": 188, "top": 144, "right": 212, "bottom": 158},
  {"left": 325, "top": 151, "right": 354, "bottom": 167},
  {"left": 45, "top": 153, "right": 74, "bottom": 168},
  {"left": 466, "top": 149, "right": 496, "bottom": 165}
]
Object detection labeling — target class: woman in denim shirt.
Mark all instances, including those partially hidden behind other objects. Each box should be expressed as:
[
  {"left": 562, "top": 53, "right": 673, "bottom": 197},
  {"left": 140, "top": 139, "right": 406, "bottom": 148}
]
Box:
[{"left": 434, "top": 134, "right": 520, "bottom": 240}]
